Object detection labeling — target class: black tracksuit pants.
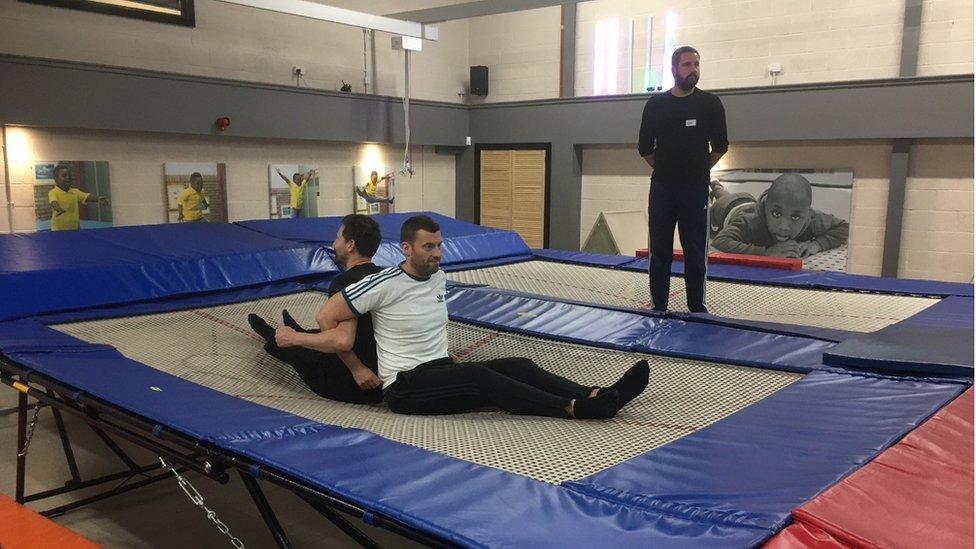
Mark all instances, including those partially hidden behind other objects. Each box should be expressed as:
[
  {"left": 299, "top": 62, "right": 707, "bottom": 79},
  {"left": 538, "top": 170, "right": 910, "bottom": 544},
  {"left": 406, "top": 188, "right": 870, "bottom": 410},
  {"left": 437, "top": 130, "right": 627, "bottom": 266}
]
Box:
[
  {"left": 386, "top": 357, "right": 595, "bottom": 418},
  {"left": 263, "top": 342, "right": 384, "bottom": 405},
  {"left": 648, "top": 180, "right": 709, "bottom": 311}
]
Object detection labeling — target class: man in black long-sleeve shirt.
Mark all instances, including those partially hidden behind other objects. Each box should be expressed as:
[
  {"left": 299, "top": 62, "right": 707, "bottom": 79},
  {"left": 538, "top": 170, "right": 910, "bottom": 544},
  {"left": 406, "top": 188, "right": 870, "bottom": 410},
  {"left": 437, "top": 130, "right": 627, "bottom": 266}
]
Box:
[{"left": 638, "top": 45, "right": 728, "bottom": 312}]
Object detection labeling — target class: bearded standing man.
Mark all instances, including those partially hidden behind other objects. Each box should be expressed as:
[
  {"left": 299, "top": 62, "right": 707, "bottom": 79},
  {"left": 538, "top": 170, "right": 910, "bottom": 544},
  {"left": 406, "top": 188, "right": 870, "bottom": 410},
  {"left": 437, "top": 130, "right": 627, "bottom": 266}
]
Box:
[{"left": 638, "top": 46, "right": 728, "bottom": 312}]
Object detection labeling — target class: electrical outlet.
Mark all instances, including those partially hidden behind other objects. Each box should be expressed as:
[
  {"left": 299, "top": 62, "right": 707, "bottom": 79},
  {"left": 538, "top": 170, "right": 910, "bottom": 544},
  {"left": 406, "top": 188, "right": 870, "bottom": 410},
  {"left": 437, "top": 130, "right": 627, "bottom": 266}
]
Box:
[{"left": 293, "top": 66, "right": 305, "bottom": 77}]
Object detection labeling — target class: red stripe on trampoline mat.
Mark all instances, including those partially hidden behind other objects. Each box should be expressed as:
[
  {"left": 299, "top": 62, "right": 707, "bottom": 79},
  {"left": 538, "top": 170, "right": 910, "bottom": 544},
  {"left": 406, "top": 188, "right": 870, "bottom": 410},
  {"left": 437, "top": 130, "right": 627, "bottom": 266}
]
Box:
[
  {"left": 785, "top": 387, "right": 974, "bottom": 549},
  {"left": 634, "top": 248, "right": 802, "bottom": 270}
]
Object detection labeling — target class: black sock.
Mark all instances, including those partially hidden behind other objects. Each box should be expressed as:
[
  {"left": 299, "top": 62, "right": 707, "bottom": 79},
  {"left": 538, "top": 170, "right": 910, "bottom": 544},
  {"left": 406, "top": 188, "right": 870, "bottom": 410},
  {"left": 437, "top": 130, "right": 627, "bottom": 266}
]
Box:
[
  {"left": 281, "top": 309, "right": 304, "bottom": 331},
  {"left": 282, "top": 309, "right": 320, "bottom": 334},
  {"left": 573, "top": 389, "right": 619, "bottom": 419},
  {"left": 600, "top": 360, "right": 650, "bottom": 409},
  {"left": 247, "top": 313, "right": 276, "bottom": 342}
]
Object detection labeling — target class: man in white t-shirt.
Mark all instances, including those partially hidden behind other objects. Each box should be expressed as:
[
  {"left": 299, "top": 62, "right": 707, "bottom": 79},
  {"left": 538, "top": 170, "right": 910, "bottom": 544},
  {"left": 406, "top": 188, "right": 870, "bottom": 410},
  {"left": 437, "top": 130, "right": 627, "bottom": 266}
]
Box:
[{"left": 276, "top": 215, "right": 649, "bottom": 419}]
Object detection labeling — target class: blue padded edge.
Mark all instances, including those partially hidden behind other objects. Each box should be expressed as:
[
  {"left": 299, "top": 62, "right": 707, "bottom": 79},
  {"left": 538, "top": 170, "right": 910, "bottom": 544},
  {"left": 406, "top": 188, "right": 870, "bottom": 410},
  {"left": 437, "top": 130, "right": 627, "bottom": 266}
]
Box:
[
  {"left": 565, "top": 369, "right": 966, "bottom": 538},
  {"left": 0, "top": 318, "right": 783, "bottom": 548},
  {"left": 534, "top": 249, "right": 973, "bottom": 297},
  {"left": 616, "top": 255, "right": 973, "bottom": 297},
  {"left": 0, "top": 223, "right": 336, "bottom": 322},
  {"left": 32, "top": 281, "right": 326, "bottom": 326},
  {"left": 823, "top": 296, "right": 975, "bottom": 379},
  {"left": 446, "top": 286, "right": 831, "bottom": 373},
  {"left": 237, "top": 212, "right": 532, "bottom": 268}
]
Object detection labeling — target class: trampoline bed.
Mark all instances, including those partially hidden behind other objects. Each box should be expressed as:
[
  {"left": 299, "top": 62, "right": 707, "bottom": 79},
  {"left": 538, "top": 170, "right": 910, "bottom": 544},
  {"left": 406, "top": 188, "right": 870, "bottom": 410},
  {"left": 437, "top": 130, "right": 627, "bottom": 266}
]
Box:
[
  {"left": 2, "top": 214, "right": 972, "bottom": 548},
  {"left": 448, "top": 260, "right": 938, "bottom": 333},
  {"left": 53, "top": 291, "right": 799, "bottom": 484}
]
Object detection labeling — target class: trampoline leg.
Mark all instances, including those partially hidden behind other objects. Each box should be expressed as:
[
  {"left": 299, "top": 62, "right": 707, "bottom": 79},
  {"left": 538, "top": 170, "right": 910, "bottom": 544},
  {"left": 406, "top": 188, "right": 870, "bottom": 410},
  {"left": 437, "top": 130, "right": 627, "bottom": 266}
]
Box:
[
  {"left": 88, "top": 423, "right": 141, "bottom": 471},
  {"left": 239, "top": 471, "right": 292, "bottom": 549},
  {"left": 51, "top": 406, "right": 82, "bottom": 485},
  {"left": 301, "top": 494, "right": 381, "bottom": 549},
  {"left": 15, "top": 392, "right": 26, "bottom": 503}
]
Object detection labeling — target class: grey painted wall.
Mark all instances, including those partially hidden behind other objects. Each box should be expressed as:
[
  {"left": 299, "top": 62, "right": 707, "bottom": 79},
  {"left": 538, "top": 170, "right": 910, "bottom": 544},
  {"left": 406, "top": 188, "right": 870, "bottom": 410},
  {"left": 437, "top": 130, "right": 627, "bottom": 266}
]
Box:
[
  {"left": 1, "top": 55, "right": 971, "bottom": 250},
  {"left": 0, "top": 55, "right": 469, "bottom": 146}
]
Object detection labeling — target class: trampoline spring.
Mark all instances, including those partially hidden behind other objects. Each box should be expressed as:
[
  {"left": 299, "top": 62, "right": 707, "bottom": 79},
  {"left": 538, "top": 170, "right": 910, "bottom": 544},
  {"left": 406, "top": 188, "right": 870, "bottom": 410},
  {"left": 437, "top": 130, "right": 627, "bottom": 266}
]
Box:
[
  {"left": 17, "top": 404, "right": 41, "bottom": 458},
  {"left": 159, "top": 457, "right": 245, "bottom": 549}
]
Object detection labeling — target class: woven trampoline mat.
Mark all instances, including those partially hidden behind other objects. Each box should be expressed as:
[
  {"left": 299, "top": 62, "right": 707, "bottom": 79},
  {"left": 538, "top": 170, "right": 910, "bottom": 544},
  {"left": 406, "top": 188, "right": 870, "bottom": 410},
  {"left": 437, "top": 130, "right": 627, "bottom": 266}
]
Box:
[
  {"left": 55, "top": 292, "right": 799, "bottom": 484},
  {"left": 448, "top": 260, "right": 938, "bottom": 333}
]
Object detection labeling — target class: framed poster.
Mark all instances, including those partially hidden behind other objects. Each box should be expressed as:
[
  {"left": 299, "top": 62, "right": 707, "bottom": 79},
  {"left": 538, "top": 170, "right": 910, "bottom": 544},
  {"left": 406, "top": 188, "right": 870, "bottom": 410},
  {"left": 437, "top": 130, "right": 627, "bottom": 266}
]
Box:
[
  {"left": 20, "top": 0, "right": 195, "bottom": 27},
  {"left": 353, "top": 166, "right": 396, "bottom": 216},
  {"left": 269, "top": 165, "right": 320, "bottom": 219},
  {"left": 164, "top": 163, "right": 227, "bottom": 223},
  {"left": 32, "top": 161, "right": 112, "bottom": 231},
  {"left": 709, "top": 169, "right": 852, "bottom": 272}
]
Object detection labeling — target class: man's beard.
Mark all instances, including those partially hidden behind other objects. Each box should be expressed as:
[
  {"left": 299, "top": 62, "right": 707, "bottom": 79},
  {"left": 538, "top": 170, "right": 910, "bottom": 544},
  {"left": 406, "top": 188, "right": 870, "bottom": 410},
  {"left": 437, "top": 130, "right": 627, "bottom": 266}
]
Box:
[{"left": 676, "top": 73, "right": 698, "bottom": 91}]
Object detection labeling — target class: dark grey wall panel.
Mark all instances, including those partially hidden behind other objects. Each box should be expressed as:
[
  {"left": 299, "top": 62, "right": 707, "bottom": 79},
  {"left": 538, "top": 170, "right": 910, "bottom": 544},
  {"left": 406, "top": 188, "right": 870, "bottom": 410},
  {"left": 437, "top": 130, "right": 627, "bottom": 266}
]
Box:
[{"left": 0, "top": 55, "right": 469, "bottom": 146}]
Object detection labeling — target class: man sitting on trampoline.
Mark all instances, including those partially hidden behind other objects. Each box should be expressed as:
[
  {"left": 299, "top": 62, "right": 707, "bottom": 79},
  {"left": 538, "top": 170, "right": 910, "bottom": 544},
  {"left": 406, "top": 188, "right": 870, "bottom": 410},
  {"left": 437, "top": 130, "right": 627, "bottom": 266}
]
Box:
[
  {"left": 274, "top": 214, "right": 650, "bottom": 420},
  {"left": 248, "top": 214, "right": 385, "bottom": 404}
]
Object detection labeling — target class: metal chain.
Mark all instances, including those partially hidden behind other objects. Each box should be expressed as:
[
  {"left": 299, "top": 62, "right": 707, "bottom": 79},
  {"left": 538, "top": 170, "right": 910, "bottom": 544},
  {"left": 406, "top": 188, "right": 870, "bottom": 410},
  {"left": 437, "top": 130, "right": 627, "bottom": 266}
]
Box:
[
  {"left": 159, "top": 457, "right": 245, "bottom": 549},
  {"left": 17, "top": 405, "right": 41, "bottom": 457}
]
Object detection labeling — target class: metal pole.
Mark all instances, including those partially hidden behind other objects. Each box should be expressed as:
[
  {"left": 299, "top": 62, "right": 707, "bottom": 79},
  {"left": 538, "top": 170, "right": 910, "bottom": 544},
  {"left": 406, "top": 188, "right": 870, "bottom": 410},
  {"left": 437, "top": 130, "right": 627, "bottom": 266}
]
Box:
[
  {"left": 15, "top": 391, "right": 26, "bottom": 502},
  {"left": 2, "top": 126, "right": 16, "bottom": 233},
  {"left": 239, "top": 471, "right": 292, "bottom": 549}
]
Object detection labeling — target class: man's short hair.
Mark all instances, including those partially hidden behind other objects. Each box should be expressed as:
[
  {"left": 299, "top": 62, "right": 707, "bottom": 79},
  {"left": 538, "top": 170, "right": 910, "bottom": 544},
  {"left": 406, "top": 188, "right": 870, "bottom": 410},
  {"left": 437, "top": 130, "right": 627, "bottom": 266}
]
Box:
[
  {"left": 54, "top": 164, "right": 70, "bottom": 177},
  {"left": 400, "top": 215, "right": 440, "bottom": 244},
  {"left": 190, "top": 172, "right": 203, "bottom": 183},
  {"left": 340, "top": 214, "right": 381, "bottom": 257},
  {"left": 671, "top": 45, "right": 700, "bottom": 69}
]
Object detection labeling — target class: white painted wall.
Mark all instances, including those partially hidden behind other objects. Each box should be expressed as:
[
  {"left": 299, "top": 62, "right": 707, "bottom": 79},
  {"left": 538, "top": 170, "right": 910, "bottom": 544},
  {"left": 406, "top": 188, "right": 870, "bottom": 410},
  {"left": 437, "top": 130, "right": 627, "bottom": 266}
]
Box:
[
  {"left": 0, "top": 127, "right": 454, "bottom": 232},
  {"left": 0, "top": 0, "right": 470, "bottom": 103},
  {"left": 918, "top": 0, "right": 975, "bottom": 76},
  {"left": 466, "top": 6, "right": 562, "bottom": 103},
  {"left": 576, "top": 0, "right": 972, "bottom": 97}
]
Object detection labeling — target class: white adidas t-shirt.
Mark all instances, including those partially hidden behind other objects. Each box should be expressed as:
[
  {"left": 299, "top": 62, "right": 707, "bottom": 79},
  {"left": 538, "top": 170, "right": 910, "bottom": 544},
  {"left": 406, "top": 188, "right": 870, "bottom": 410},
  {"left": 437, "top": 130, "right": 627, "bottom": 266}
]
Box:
[{"left": 341, "top": 266, "right": 449, "bottom": 388}]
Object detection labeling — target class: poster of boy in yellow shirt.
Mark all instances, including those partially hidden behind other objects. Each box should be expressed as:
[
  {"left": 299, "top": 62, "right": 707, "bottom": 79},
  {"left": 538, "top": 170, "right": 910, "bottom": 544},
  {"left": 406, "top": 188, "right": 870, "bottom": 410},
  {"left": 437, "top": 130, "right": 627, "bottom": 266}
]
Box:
[
  {"left": 32, "top": 161, "right": 112, "bottom": 232},
  {"left": 164, "top": 163, "right": 228, "bottom": 223},
  {"left": 353, "top": 166, "right": 395, "bottom": 215},
  {"left": 269, "top": 165, "right": 320, "bottom": 219}
]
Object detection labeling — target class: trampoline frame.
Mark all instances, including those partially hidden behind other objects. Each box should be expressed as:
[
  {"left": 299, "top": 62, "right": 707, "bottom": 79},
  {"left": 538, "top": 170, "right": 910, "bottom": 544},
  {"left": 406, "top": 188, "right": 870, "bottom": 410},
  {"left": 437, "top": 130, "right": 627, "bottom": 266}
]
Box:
[
  {"left": 0, "top": 213, "right": 969, "bottom": 547},
  {"left": 0, "top": 358, "right": 451, "bottom": 549}
]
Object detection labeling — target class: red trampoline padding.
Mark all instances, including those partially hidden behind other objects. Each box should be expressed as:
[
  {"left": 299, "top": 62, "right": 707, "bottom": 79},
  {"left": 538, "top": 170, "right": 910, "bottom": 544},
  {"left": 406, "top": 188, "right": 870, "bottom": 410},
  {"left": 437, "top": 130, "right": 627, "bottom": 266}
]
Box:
[
  {"left": 777, "top": 388, "right": 973, "bottom": 549},
  {"left": 0, "top": 493, "right": 100, "bottom": 548},
  {"left": 762, "top": 521, "right": 849, "bottom": 549},
  {"left": 634, "top": 248, "right": 802, "bottom": 270}
]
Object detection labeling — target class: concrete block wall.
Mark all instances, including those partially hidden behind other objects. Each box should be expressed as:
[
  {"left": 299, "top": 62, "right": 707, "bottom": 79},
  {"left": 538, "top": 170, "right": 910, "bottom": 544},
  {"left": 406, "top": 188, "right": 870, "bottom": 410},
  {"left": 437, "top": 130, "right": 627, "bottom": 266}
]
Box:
[
  {"left": 0, "top": 127, "right": 454, "bottom": 233},
  {"left": 575, "top": 0, "right": 972, "bottom": 97},
  {"left": 0, "top": 0, "right": 470, "bottom": 103},
  {"left": 899, "top": 139, "right": 974, "bottom": 282},
  {"left": 466, "top": 6, "right": 562, "bottom": 103},
  {"left": 918, "top": 0, "right": 975, "bottom": 76}
]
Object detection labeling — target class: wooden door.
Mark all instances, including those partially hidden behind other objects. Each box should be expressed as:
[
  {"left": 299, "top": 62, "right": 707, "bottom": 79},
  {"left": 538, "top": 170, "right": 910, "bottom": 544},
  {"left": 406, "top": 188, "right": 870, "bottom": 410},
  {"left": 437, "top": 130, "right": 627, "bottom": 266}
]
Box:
[{"left": 479, "top": 149, "right": 546, "bottom": 248}]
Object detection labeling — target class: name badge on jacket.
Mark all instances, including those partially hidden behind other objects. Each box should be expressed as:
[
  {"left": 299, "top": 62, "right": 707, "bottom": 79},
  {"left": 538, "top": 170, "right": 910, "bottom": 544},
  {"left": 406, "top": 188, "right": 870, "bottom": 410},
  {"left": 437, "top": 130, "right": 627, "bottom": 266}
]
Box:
[{"left": 685, "top": 119, "right": 697, "bottom": 127}]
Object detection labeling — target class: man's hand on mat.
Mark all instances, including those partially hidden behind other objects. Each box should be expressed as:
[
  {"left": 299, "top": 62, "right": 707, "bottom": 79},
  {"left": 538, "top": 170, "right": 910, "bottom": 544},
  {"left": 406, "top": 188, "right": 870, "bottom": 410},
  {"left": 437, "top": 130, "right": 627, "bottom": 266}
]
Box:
[
  {"left": 275, "top": 326, "right": 299, "bottom": 347},
  {"left": 352, "top": 368, "right": 382, "bottom": 390}
]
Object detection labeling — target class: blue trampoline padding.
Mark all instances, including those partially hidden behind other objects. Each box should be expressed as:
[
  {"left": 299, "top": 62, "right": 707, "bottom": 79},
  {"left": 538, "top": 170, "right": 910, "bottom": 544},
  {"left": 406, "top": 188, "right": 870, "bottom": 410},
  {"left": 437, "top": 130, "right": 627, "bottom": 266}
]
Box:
[
  {"left": 0, "top": 319, "right": 782, "bottom": 548},
  {"left": 446, "top": 286, "right": 831, "bottom": 373},
  {"left": 618, "top": 256, "right": 973, "bottom": 297},
  {"left": 532, "top": 248, "right": 639, "bottom": 267},
  {"left": 0, "top": 223, "right": 336, "bottom": 322},
  {"left": 566, "top": 369, "right": 966, "bottom": 539},
  {"left": 823, "top": 296, "right": 974, "bottom": 379},
  {"left": 238, "top": 212, "right": 532, "bottom": 267},
  {"left": 34, "top": 281, "right": 324, "bottom": 326}
]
